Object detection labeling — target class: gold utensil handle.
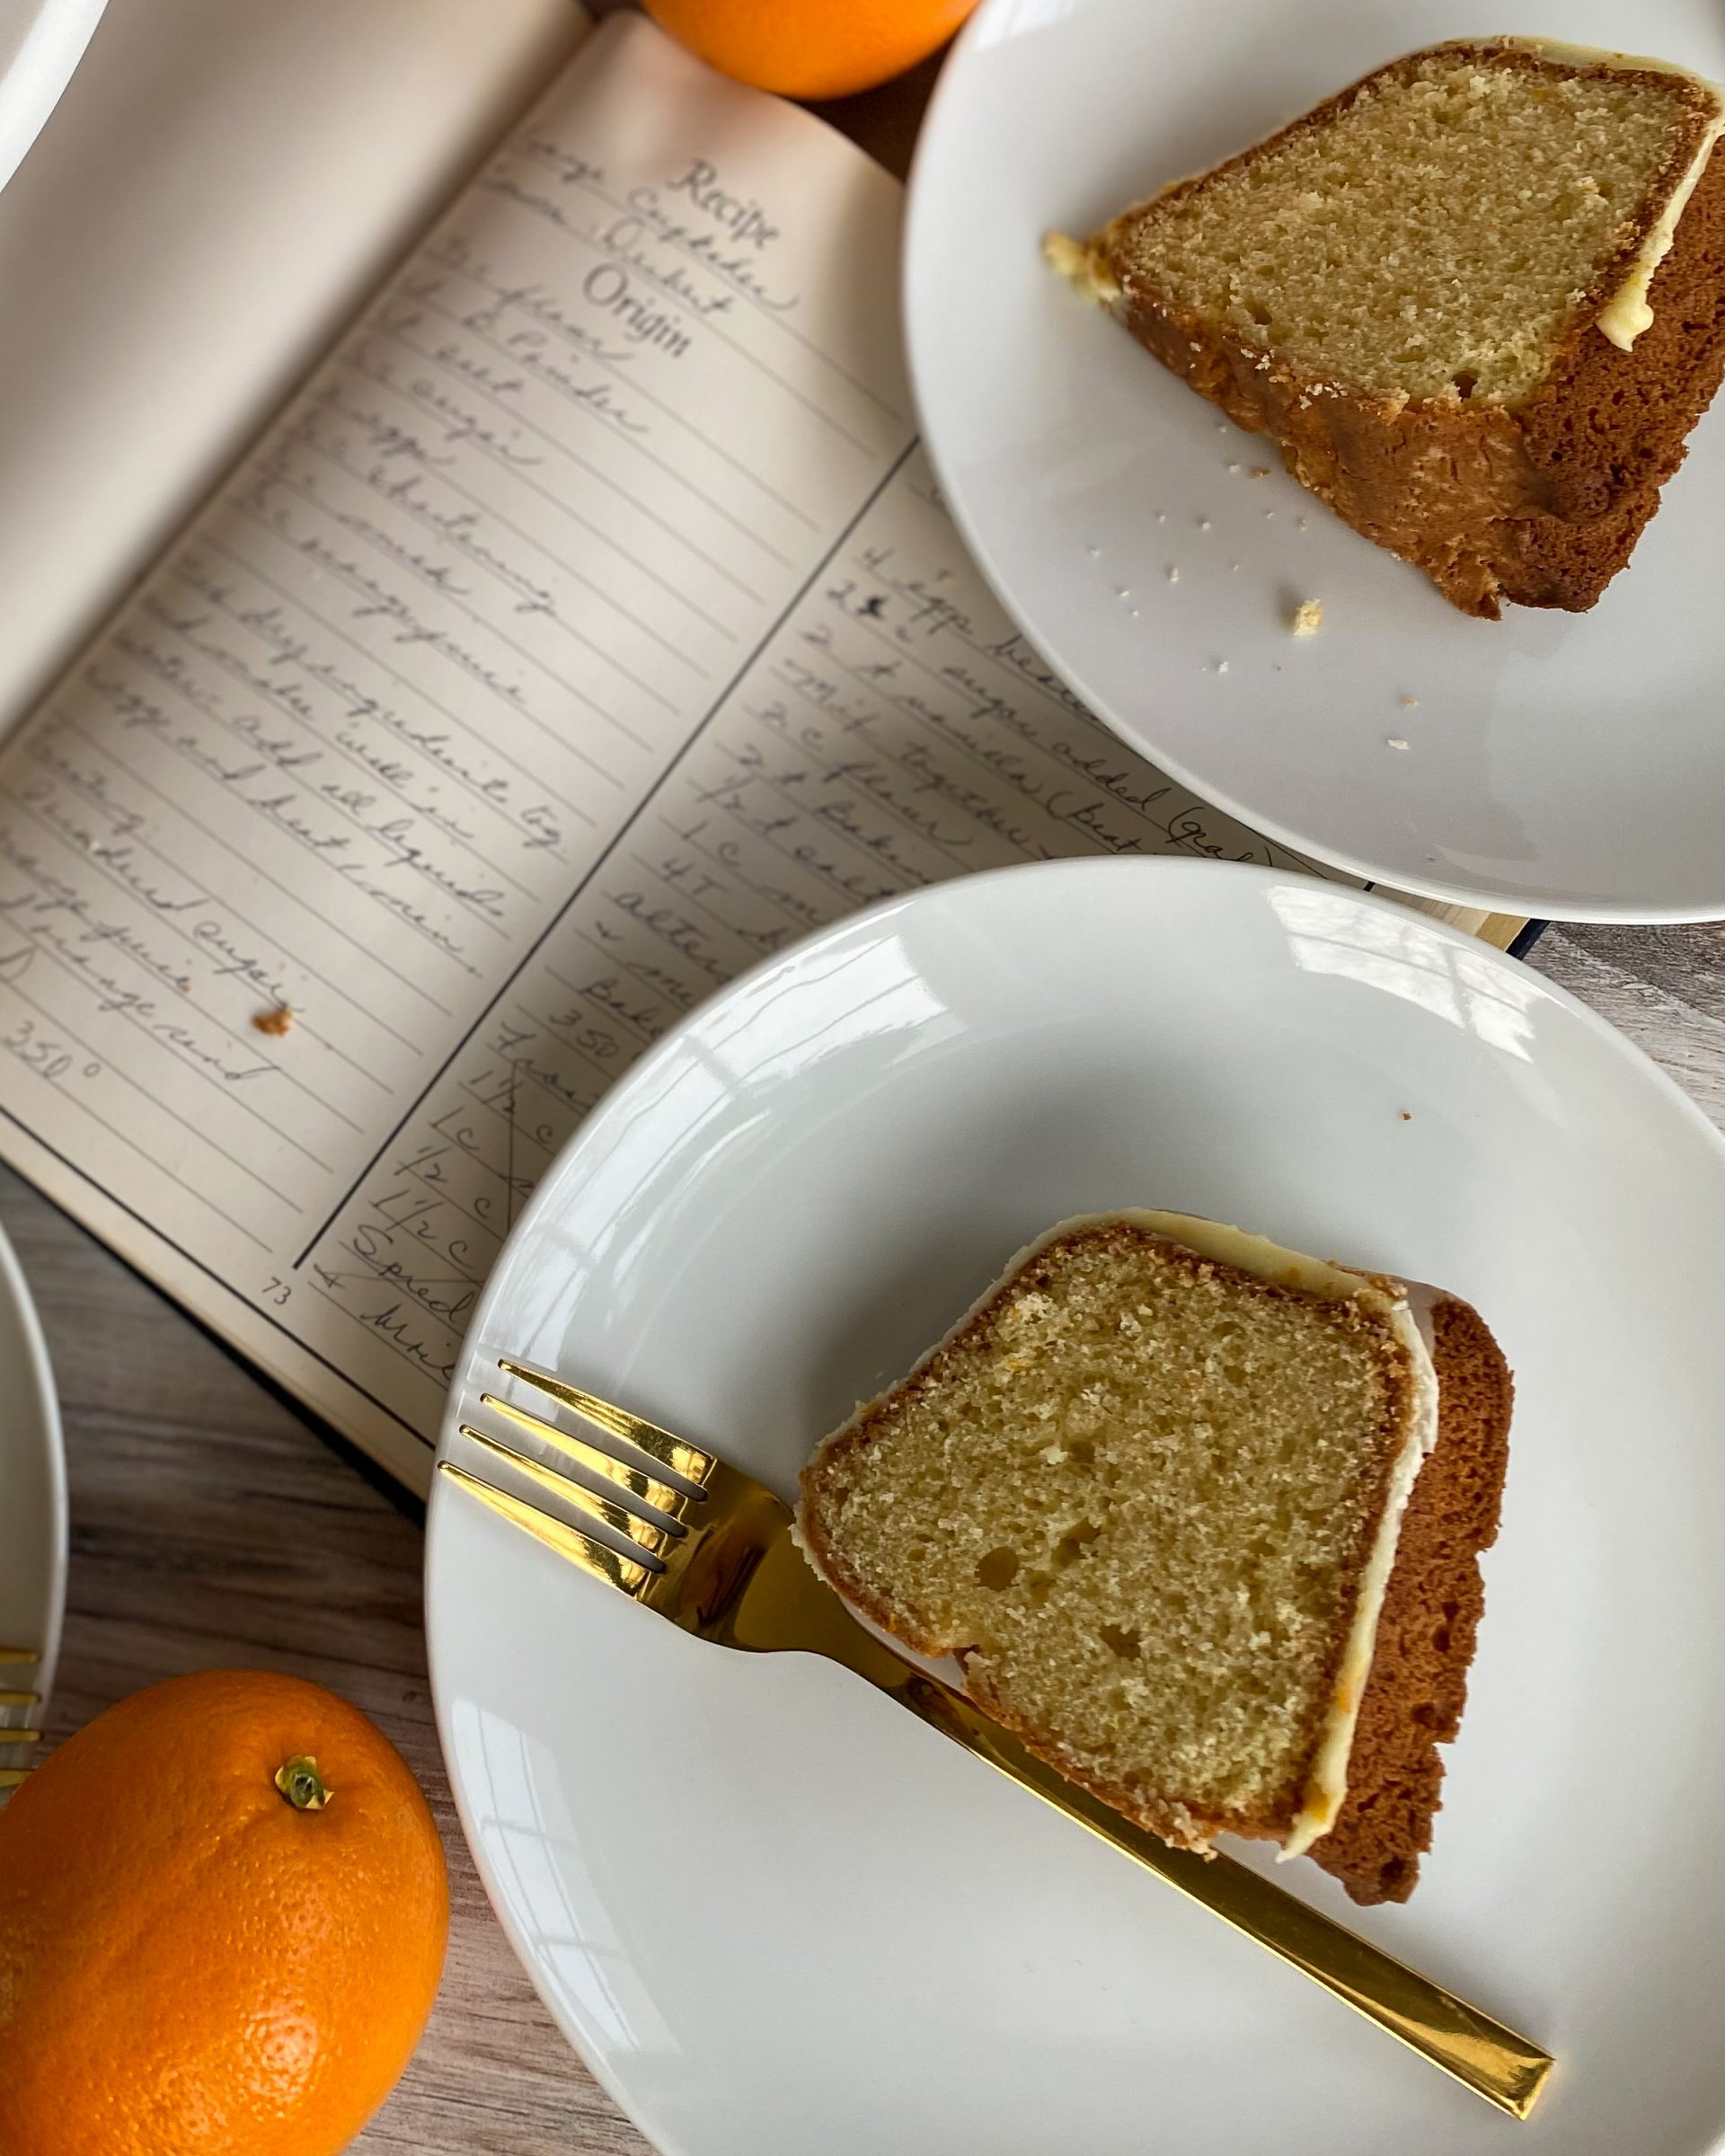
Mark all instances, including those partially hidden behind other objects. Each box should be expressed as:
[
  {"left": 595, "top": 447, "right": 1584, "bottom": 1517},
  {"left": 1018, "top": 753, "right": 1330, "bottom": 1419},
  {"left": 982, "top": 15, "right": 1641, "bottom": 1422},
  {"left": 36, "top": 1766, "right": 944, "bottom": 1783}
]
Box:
[{"left": 890, "top": 1672, "right": 1551, "bottom": 2119}]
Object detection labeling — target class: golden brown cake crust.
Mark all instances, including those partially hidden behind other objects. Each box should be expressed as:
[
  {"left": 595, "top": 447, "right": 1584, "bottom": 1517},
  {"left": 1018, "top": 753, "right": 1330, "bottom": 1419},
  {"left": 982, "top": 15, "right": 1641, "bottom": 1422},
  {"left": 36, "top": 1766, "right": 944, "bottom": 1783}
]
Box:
[
  {"left": 1097, "top": 44, "right": 1725, "bottom": 616},
  {"left": 1310, "top": 1294, "right": 1512, "bottom": 1903}
]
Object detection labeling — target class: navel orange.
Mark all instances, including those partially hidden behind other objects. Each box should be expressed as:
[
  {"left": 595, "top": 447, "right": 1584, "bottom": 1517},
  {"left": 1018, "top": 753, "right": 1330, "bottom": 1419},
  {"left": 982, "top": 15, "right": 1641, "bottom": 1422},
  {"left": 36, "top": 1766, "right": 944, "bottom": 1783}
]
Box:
[
  {"left": 0, "top": 1669, "right": 448, "bottom": 2156},
  {"left": 642, "top": 0, "right": 978, "bottom": 101}
]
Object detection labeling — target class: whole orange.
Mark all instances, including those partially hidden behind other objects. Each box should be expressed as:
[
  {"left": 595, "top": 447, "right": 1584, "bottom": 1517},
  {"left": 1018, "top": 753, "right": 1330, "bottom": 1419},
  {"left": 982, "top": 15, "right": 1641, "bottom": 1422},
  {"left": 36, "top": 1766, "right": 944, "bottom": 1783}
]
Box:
[
  {"left": 0, "top": 1669, "right": 448, "bottom": 2156},
  {"left": 643, "top": 0, "right": 978, "bottom": 100}
]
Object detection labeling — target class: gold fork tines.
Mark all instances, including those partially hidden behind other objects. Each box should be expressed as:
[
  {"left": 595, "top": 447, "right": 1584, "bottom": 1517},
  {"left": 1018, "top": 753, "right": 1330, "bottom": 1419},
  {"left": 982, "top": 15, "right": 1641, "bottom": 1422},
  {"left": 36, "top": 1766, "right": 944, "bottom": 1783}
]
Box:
[
  {"left": 0, "top": 1653, "right": 42, "bottom": 1797},
  {"left": 458, "top": 1425, "right": 678, "bottom": 1562},
  {"left": 441, "top": 1461, "right": 656, "bottom": 1595},
  {"left": 444, "top": 1366, "right": 1552, "bottom": 2121},
  {"left": 497, "top": 1359, "right": 715, "bottom": 1484},
  {"left": 477, "top": 1393, "right": 692, "bottom": 1517}
]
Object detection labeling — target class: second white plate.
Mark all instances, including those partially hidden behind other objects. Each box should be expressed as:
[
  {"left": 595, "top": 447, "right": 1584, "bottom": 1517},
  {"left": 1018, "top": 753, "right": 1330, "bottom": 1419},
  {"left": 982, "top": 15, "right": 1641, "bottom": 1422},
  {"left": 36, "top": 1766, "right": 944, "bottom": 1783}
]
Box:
[
  {"left": 906, "top": 0, "right": 1725, "bottom": 921},
  {"left": 430, "top": 859, "right": 1725, "bottom": 2156},
  {"left": 0, "top": 1207, "right": 65, "bottom": 1770}
]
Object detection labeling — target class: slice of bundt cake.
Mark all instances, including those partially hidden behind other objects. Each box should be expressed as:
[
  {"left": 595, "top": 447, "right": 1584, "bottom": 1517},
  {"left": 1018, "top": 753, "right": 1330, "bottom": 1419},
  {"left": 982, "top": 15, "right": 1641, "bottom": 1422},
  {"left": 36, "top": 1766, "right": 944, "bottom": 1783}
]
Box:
[
  {"left": 1051, "top": 39, "right": 1725, "bottom": 616},
  {"left": 797, "top": 1212, "right": 1511, "bottom": 1903}
]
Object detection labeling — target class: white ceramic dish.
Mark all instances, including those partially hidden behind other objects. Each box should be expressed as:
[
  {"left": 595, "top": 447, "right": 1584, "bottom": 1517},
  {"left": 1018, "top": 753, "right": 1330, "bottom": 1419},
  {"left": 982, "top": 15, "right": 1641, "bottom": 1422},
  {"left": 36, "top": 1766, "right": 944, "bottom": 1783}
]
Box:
[
  {"left": 905, "top": 0, "right": 1725, "bottom": 922},
  {"left": 0, "top": 0, "right": 105, "bottom": 196},
  {"left": 0, "top": 1210, "right": 65, "bottom": 1763},
  {"left": 429, "top": 858, "right": 1725, "bottom": 2155}
]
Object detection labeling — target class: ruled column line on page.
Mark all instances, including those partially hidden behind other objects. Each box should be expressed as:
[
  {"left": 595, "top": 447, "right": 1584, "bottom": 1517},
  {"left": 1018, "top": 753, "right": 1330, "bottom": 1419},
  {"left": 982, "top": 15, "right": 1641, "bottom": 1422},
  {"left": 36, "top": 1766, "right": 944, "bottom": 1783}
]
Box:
[
  {"left": 621, "top": 846, "right": 790, "bottom": 967},
  {"left": 261, "top": 447, "right": 681, "bottom": 727},
  {"left": 527, "top": 159, "right": 909, "bottom": 427},
  {"left": 471, "top": 169, "right": 874, "bottom": 465},
  {"left": 287, "top": 409, "right": 717, "bottom": 674},
  {"left": 538, "top": 957, "right": 659, "bottom": 1044},
  {"left": 311, "top": 379, "right": 741, "bottom": 642},
  {"left": 227, "top": 484, "right": 637, "bottom": 777},
  {"left": 341, "top": 340, "right": 766, "bottom": 607},
  {"left": 826, "top": 610, "right": 1260, "bottom": 860},
  {"left": 275, "top": 429, "right": 704, "bottom": 701},
  {"left": 298, "top": 1276, "right": 459, "bottom": 1392},
  {"left": 714, "top": 697, "right": 990, "bottom": 874},
  {"left": 0, "top": 917, "right": 334, "bottom": 1172},
  {"left": 560, "top": 922, "right": 701, "bottom": 1024},
  {"left": 364, "top": 307, "right": 798, "bottom": 570},
  {"left": 477, "top": 1012, "right": 606, "bottom": 1113},
  {"left": 763, "top": 661, "right": 1061, "bottom": 854},
  {"left": 2, "top": 792, "right": 365, "bottom": 1137},
  {"left": 103, "top": 628, "right": 516, "bottom": 947},
  {"left": 290, "top": 438, "right": 920, "bottom": 1271},
  {"left": 670, "top": 739, "right": 960, "bottom": 898},
  {"left": 0, "top": 1088, "right": 447, "bottom": 1445},
  {"left": 509, "top": 1003, "right": 624, "bottom": 1097},
  {"left": 232, "top": 481, "right": 660, "bottom": 764},
  {"left": 832, "top": 549, "right": 1314, "bottom": 869},
  {"left": 649, "top": 810, "right": 843, "bottom": 939},
  {"left": 59, "top": 685, "right": 482, "bottom": 985},
  {"left": 136, "top": 599, "right": 542, "bottom": 906},
  {"left": 392, "top": 1153, "right": 506, "bottom": 1245},
  {"left": 53, "top": 708, "right": 460, "bottom": 1012},
  {"left": 0, "top": 952, "right": 297, "bottom": 1230},
  {"left": 418, "top": 243, "right": 845, "bottom": 526},
  {"left": 226, "top": 485, "right": 637, "bottom": 786},
  {"left": 193, "top": 535, "right": 597, "bottom": 841},
  {"left": 334, "top": 1232, "right": 484, "bottom": 1296},
  {"left": 0, "top": 1034, "right": 271, "bottom": 1253},
  {"left": 457, "top": 1068, "right": 560, "bottom": 1149},
  {"left": 5, "top": 755, "right": 412, "bottom": 1074}
]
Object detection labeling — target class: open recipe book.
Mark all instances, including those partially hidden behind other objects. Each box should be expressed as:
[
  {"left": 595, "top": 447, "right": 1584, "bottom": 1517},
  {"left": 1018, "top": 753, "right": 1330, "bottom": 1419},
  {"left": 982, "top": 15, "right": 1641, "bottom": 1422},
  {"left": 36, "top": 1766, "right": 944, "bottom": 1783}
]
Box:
[{"left": 0, "top": 0, "right": 1525, "bottom": 1491}]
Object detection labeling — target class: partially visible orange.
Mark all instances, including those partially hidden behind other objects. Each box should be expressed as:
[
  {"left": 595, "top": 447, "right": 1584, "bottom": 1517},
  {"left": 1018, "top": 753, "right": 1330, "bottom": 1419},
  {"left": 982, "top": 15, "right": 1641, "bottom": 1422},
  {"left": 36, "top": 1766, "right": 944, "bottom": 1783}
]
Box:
[
  {"left": 643, "top": 0, "right": 978, "bottom": 100},
  {"left": 0, "top": 1669, "right": 448, "bottom": 2156}
]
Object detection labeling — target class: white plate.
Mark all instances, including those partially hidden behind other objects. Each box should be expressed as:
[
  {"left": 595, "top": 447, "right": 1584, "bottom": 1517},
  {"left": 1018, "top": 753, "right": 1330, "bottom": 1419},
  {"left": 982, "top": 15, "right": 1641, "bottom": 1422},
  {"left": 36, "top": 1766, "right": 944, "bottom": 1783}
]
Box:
[
  {"left": 0, "top": 0, "right": 105, "bottom": 196},
  {"left": 905, "top": 0, "right": 1725, "bottom": 923},
  {"left": 0, "top": 1209, "right": 65, "bottom": 1758},
  {"left": 429, "top": 859, "right": 1725, "bottom": 2155}
]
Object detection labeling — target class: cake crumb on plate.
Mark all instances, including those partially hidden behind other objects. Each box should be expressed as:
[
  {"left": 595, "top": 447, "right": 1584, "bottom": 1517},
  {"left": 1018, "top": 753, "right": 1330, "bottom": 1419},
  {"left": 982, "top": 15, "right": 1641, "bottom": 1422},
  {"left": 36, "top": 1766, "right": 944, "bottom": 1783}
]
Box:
[{"left": 1290, "top": 599, "right": 1323, "bottom": 637}]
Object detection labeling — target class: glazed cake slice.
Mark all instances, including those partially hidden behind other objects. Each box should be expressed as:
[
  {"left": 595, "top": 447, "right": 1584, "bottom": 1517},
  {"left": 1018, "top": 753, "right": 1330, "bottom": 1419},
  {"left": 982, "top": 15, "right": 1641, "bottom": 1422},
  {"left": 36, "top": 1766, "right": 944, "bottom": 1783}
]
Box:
[
  {"left": 1052, "top": 40, "right": 1725, "bottom": 615},
  {"left": 797, "top": 1213, "right": 1511, "bottom": 1903}
]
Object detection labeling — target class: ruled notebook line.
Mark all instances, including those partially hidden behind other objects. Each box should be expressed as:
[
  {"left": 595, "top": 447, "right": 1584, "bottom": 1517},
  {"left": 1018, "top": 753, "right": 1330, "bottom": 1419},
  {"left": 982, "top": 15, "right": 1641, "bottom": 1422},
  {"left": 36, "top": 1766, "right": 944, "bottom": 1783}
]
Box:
[
  {"left": 190, "top": 535, "right": 594, "bottom": 851},
  {"left": 0, "top": 11, "right": 1362, "bottom": 1490}
]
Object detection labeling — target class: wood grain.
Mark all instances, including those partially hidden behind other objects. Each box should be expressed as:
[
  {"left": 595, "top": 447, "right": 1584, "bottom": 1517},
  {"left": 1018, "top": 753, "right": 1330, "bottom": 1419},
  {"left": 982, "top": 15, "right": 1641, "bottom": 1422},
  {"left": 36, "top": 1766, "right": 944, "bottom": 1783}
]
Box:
[
  {"left": 12, "top": 12, "right": 1725, "bottom": 2149},
  {"left": 5, "top": 1162, "right": 646, "bottom": 2155},
  {"left": 1525, "top": 922, "right": 1725, "bottom": 1129},
  {"left": 13, "top": 912, "right": 1725, "bottom": 2153}
]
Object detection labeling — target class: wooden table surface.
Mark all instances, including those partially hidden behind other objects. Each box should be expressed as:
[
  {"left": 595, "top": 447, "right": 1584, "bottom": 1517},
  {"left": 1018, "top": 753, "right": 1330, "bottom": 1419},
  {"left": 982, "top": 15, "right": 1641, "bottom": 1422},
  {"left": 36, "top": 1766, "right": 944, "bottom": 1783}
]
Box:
[
  {"left": 13, "top": 918, "right": 1725, "bottom": 2153},
  {"left": 13, "top": 25, "right": 1725, "bottom": 2153}
]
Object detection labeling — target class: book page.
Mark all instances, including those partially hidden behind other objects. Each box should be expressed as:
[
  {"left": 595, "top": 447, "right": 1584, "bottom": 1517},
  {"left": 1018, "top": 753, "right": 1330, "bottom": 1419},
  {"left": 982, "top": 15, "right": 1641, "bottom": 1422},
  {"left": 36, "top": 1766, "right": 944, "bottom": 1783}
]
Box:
[
  {"left": 0, "top": 0, "right": 586, "bottom": 725},
  {"left": 0, "top": 13, "right": 1515, "bottom": 1491}
]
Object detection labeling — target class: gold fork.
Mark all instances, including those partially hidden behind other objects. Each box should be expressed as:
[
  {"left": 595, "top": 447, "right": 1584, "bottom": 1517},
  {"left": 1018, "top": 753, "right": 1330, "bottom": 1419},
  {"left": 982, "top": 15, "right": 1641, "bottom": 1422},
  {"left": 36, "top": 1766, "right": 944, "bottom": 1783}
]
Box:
[
  {"left": 441, "top": 1361, "right": 1552, "bottom": 2121},
  {"left": 0, "top": 1648, "right": 42, "bottom": 1792}
]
